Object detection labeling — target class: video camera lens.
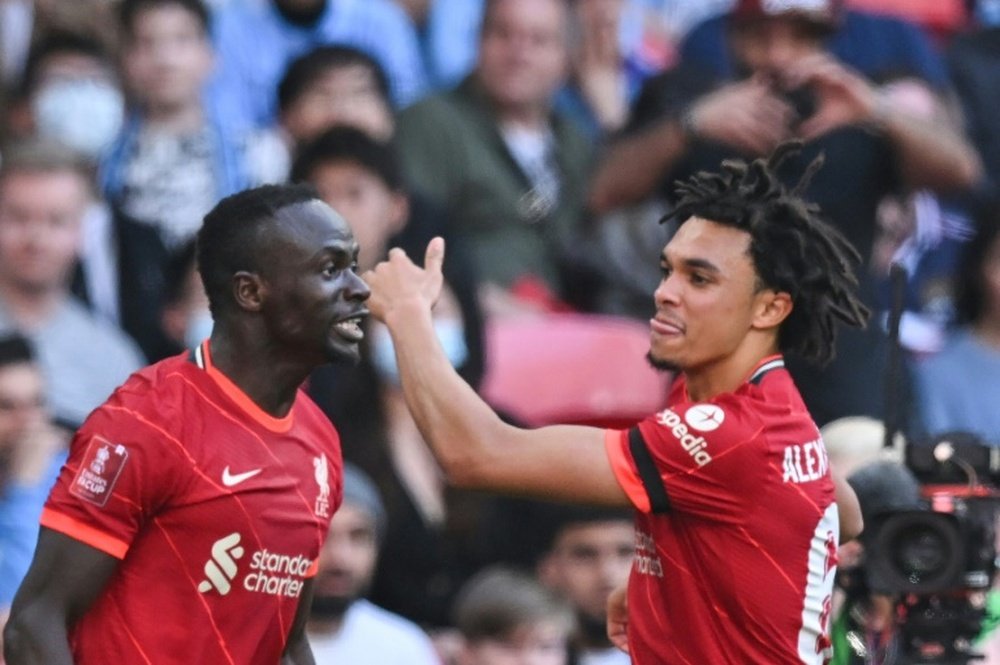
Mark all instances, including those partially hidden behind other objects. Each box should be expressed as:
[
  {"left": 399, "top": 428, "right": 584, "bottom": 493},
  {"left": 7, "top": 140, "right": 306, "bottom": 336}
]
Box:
[{"left": 867, "top": 511, "right": 964, "bottom": 594}]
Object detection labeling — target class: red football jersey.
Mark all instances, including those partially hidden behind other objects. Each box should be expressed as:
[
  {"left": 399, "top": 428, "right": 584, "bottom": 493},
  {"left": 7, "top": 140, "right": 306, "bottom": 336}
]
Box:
[
  {"left": 42, "top": 342, "right": 343, "bottom": 665},
  {"left": 605, "top": 356, "right": 838, "bottom": 665}
]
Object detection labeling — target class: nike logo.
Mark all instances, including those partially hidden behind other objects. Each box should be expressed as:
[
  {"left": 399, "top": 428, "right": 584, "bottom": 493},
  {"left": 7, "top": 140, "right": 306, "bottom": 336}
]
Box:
[{"left": 222, "top": 466, "right": 262, "bottom": 487}]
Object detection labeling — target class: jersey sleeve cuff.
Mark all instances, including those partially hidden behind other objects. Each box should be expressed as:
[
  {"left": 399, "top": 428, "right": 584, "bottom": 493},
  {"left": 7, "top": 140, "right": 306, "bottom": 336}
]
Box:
[
  {"left": 604, "top": 429, "right": 651, "bottom": 513},
  {"left": 40, "top": 508, "right": 131, "bottom": 559}
]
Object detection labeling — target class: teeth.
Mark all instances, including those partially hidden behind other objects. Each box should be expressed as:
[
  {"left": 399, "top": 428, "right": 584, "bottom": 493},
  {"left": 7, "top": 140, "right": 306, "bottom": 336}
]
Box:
[{"left": 335, "top": 320, "right": 360, "bottom": 333}]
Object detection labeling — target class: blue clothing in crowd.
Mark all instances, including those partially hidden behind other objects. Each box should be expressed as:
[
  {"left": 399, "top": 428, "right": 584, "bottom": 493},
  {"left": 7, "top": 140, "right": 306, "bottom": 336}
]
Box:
[{"left": 209, "top": 0, "right": 427, "bottom": 130}]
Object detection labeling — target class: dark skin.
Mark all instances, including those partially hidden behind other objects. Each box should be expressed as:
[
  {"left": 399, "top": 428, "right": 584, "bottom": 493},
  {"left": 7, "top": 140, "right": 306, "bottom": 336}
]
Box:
[{"left": 3, "top": 200, "right": 370, "bottom": 665}]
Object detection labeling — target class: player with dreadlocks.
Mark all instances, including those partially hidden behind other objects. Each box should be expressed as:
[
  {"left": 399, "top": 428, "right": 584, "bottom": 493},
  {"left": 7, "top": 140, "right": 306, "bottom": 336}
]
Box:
[{"left": 360, "top": 142, "right": 865, "bottom": 664}]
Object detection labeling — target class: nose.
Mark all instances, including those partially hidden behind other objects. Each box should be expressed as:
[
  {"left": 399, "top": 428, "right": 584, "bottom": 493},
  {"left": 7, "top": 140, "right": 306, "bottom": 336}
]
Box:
[
  {"left": 346, "top": 270, "right": 371, "bottom": 302},
  {"left": 654, "top": 274, "right": 680, "bottom": 309}
]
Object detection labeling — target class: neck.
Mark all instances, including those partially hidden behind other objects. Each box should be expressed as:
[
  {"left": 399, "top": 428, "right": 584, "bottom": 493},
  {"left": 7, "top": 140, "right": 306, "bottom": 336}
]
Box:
[
  {"left": 0, "top": 282, "right": 64, "bottom": 330},
  {"left": 142, "top": 101, "right": 205, "bottom": 133},
  {"left": 682, "top": 340, "right": 779, "bottom": 402},
  {"left": 497, "top": 103, "right": 549, "bottom": 130},
  {"left": 206, "top": 327, "right": 313, "bottom": 418}
]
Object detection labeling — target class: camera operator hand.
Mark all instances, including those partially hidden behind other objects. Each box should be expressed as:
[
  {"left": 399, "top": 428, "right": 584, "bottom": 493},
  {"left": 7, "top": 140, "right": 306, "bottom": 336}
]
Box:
[{"left": 684, "top": 76, "right": 796, "bottom": 156}]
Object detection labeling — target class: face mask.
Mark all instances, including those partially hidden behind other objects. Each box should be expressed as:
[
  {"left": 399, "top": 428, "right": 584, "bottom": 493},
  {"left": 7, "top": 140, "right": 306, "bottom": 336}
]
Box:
[
  {"left": 184, "top": 311, "right": 214, "bottom": 351},
  {"left": 32, "top": 79, "right": 125, "bottom": 160},
  {"left": 371, "top": 319, "right": 468, "bottom": 384}
]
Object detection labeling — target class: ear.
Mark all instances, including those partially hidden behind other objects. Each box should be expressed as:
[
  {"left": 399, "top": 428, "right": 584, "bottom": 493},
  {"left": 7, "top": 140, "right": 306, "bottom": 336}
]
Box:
[
  {"left": 751, "top": 290, "right": 793, "bottom": 331},
  {"left": 537, "top": 552, "right": 559, "bottom": 587},
  {"left": 232, "top": 271, "right": 266, "bottom": 313},
  {"left": 387, "top": 192, "right": 410, "bottom": 236}
]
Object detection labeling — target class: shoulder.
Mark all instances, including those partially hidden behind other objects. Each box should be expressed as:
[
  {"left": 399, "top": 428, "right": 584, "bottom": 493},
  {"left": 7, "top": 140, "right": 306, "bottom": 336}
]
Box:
[
  {"left": 399, "top": 90, "right": 464, "bottom": 126},
  {"left": 349, "top": 600, "right": 435, "bottom": 648}
]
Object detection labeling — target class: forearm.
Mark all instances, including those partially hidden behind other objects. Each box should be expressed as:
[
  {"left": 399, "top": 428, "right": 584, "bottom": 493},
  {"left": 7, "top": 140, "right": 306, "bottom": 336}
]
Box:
[
  {"left": 3, "top": 605, "right": 74, "bottom": 665},
  {"left": 878, "top": 100, "right": 982, "bottom": 192},
  {"left": 385, "top": 301, "right": 514, "bottom": 489},
  {"left": 589, "top": 117, "right": 688, "bottom": 214}
]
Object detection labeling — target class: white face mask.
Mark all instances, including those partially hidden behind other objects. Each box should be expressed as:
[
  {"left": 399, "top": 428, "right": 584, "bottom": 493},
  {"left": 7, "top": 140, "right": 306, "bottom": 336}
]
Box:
[
  {"left": 371, "top": 319, "right": 468, "bottom": 384},
  {"left": 184, "top": 310, "right": 214, "bottom": 351},
  {"left": 32, "top": 79, "right": 125, "bottom": 160}
]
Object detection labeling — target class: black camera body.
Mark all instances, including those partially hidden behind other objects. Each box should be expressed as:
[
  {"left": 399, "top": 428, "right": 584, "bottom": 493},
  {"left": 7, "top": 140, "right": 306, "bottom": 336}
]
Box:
[{"left": 858, "top": 434, "right": 1000, "bottom": 664}]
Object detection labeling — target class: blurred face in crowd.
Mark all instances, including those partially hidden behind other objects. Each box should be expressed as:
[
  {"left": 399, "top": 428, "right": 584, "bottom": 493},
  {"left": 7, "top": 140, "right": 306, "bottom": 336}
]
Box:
[
  {"left": 311, "top": 503, "right": 379, "bottom": 618},
  {"left": 477, "top": 0, "right": 569, "bottom": 114},
  {"left": 282, "top": 65, "right": 395, "bottom": 145},
  {"left": 0, "top": 361, "right": 46, "bottom": 470},
  {"left": 982, "top": 233, "right": 1000, "bottom": 322},
  {"left": 307, "top": 160, "right": 408, "bottom": 273},
  {"left": 461, "top": 622, "right": 569, "bottom": 665},
  {"left": 0, "top": 169, "right": 88, "bottom": 295},
  {"left": 122, "top": 3, "right": 213, "bottom": 113},
  {"left": 729, "top": 16, "right": 824, "bottom": 78},
  {"left": 539, "top": 521, "right": 634, "bottom": 624}
]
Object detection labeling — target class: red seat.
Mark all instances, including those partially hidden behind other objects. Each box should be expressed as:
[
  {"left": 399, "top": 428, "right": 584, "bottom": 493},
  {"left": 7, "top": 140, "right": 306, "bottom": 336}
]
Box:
[{"left": 480, "top": 313, "right": 671, "bottom": 429}]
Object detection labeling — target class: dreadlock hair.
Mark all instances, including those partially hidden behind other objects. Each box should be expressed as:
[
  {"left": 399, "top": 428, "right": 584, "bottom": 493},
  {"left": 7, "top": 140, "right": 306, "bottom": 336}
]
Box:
[{"left": 665, "top": 141, "right": 869, "bottom": 365}]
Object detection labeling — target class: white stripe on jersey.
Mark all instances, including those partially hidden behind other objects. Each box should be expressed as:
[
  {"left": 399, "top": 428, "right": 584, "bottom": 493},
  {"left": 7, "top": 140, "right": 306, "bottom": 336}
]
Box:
[{"left": 797, "top": 502, "right": 839, "bottom": 664}]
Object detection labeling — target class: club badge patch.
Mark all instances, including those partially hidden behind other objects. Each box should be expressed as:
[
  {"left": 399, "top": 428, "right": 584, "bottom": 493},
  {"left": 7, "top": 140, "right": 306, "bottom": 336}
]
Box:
[{"left": 70, "top": 436, "right": 129, "bottom": 507}]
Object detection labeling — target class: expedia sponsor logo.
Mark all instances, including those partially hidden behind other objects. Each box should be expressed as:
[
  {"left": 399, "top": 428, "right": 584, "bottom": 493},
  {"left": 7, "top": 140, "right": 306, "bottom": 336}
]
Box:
[
  {"left": 655, "top": 408, "right": 712, "bottom": 467},
  {"left": 198, "top": 532, "right": 312, "bottom": 598}
]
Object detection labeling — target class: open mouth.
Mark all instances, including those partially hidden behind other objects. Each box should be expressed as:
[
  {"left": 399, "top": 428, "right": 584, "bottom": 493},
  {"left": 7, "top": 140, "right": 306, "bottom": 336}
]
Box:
[{"left": 333, "top": 315, "right": 366, "bottom": 343}]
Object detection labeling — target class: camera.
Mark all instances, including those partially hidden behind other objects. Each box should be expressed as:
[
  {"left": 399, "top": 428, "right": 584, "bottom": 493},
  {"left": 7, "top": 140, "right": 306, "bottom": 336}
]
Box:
[{"left": 852, "top": 433, "right": 1000, "bottom": 664}]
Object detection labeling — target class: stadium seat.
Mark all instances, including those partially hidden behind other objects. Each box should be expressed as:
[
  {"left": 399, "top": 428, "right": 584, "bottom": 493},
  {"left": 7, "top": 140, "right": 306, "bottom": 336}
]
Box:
[{"left": 480, "top": 313, "right": 671, "bottom": 429}]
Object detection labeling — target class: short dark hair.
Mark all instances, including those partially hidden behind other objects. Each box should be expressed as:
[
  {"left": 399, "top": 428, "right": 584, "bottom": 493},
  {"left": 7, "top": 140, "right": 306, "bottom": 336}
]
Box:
[
  {"left": 118, "top": 0, "right": 211, "bottom": 38},
  {"left": 0, "top": 138, "right": 92, "bottom": 192},
  {"left": 277, "top": 45, "right": 391, "bottom": 113},
  {"left": 453, "top": 567, "right": 574, "bottom": 642},
  {"left": 196, "top": 184, "right": 321, "bottom": 317},
  {"left": 291, "top": 126, "right": 403, "bottom": 191},
  {"left": 666, "top": 141, "right": 870, "bottom": 365},
  {"left": 0, "top": 334, "right": 35, "bottom": 368},
  {"left": 19, "top": 30, "right": 111, "bottom": 97},
  {"left": 955, "top": 198, "right": 1000, "bottom": 326}
]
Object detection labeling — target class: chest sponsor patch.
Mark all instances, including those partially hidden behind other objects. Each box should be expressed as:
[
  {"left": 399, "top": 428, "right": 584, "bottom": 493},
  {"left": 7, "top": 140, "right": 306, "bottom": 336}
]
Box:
[{"left": 69, "top": 435, "right": 129, "bottom": 507}]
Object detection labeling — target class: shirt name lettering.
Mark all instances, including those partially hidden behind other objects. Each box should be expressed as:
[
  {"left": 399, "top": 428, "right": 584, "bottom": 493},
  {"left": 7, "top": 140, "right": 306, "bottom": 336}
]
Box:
[{"left": 781, "top": 438, "right": 829, "bottom": 484}]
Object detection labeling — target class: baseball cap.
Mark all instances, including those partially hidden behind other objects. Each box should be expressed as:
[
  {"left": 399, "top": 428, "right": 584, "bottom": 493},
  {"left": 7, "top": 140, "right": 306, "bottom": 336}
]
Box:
[
  {"left": 341, "top": 463, "right": 386, "bottom": 541},
  {"left": 731, "top": 0, "right": 841, "bottom": 28}
]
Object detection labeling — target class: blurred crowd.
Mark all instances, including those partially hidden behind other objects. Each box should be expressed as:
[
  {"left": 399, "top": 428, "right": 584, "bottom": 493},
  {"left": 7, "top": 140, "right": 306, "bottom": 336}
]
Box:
[{"left": 2, "top": 0, "right": 1000, "bottom": 663}]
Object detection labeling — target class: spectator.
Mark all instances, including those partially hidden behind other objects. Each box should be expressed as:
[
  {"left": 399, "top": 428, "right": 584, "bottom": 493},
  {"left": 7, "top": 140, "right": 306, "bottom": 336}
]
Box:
[
  {"left": 278, "top": 45, "right": 395, "bottom": 149},
  {"left": 6, "top": 31, "right": 124, "bottom": 162},
  {"left": 3, "top": 31, "right": 129, "bottom": 331},
  {"left": 537, "top": 505, "right": 633, "bottom": 665},
  {"left": 0, "top": 139, "right": 144, "bottom": 429},
  {"left": 0, "top": 335, "right": 66, "bottom": 609},
  {"left": 209, "top": 0, "right": 426, "bottom": 131},
  {"left": 589, "top": 0, "right": 981, "bottom": 426},
  {"left": 101, "top": 0, "right": 285, "bottom": 253},
  {"left": 308, "top": 463, "right": 439, "bottom": 665},
  {"left": 158, "top": 240, "right": 211, "bottom": 354},
  {"left": 948, "top": 17, "right": 1000, "bottom": 194},
  {"left": 396, "top": 0, "right": 594, "bottom": 313},
  {"left": 679, "top": 0, "right": 951, "bottom": 88},
  {"left": 915, "top": 199, "right": 1000, "bottom": 443},
  {"left": 292, "top": 126, "right": 488, "bottom": 628},
  {"left": 452, "top": 567, "right": 575, "bottom": 665}
]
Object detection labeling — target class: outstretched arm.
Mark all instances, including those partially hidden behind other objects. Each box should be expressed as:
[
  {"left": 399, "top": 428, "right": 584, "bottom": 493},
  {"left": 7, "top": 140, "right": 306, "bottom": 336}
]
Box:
[
  {"left": 363, "top": 239, "right": 629, "bottom": 506},
  {"left": 3, "top": 528, "right": 119, "bottom": 665},
  {"left": 834, "top": 468, "right": 863, "bottom": 543}
]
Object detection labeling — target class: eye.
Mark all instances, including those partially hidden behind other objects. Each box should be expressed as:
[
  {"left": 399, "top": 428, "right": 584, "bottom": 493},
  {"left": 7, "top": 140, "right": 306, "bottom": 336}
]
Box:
[
  {"left": 659, "top": 264, "right": 671, "bottom": 278},
  {"left": 322, "top": 264, "right": 337, "bottom": 278},
  {"left": 690, "top": 272, "right": 710, "bottom": 286}
]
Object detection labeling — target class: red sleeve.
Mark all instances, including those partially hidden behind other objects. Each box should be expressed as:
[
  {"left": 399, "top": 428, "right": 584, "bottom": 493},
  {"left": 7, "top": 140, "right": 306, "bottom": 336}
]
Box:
[
  {"left": 42, "top": 402, "right": 181, "bottom": 558},
  {"left": 607, "top": 396, "right": 767, "bottom": 521}
]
